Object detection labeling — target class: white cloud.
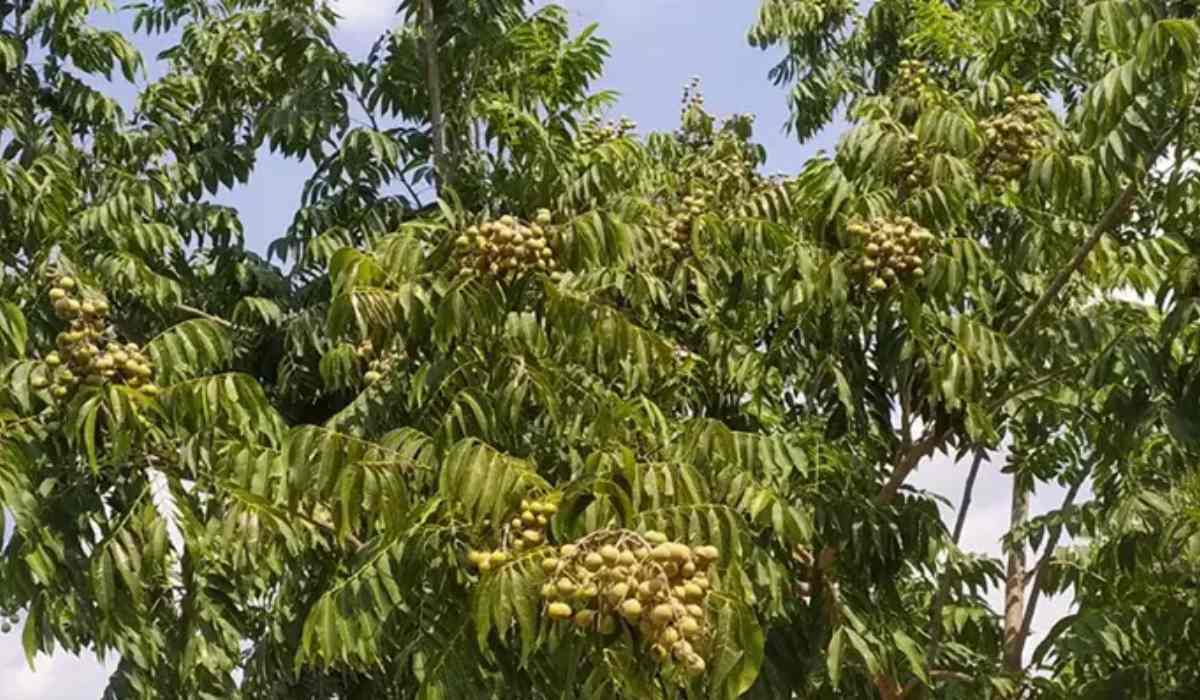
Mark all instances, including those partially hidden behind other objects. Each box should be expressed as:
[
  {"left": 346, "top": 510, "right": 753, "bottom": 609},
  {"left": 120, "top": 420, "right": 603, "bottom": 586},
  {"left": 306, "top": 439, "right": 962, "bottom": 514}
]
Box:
[{"left": 0, "top": 631, "right": 116, "bottom": 700}]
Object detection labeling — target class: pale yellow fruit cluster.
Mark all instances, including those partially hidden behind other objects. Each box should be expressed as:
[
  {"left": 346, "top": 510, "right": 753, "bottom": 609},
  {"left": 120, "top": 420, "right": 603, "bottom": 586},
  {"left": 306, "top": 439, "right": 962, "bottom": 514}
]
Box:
[
  {"left": 540, "top": 530, "right": 718, "bottom": 676},
  {"left": 466, "top": 498, "right": 559, "bottom": 571},
  {"left": 894, "top": 59, "right": 932, "bottom": 100},
  {"left": 455, "top": 212, "right": 558, "bottom": 281},
  {"left": 38, "top": 276, "right": 158, "bottom": 400},
  {"left": 846, "top": 217, "right": 937, "bottom": 292},
  {"left": 981, "top": 94, "right": 1051, "bottom": 187},
  {"left": 579, "top": 116, "right": 637, "bottom": 149}
]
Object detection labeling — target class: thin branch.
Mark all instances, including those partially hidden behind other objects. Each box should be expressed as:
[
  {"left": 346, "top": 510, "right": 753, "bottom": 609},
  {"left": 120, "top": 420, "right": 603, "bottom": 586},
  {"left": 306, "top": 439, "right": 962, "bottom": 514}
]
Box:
[
  {"left": 953, "top": 451, "right": 986, "bottom": 545},
  {"left": 1009, "top": 98, "right": 1196, "bottom": 339},
  {"left": 176, "top": 303, "right": 236, "bottom": 330},
  {"left": 1017, "top": 473, "right": 1087, "bottom": 663},
  {"left": 926, "top": 450, "right": 988, "bottom": 665},
  {"left": 875, "top": 423, "right": 950, "bottom": 506}
]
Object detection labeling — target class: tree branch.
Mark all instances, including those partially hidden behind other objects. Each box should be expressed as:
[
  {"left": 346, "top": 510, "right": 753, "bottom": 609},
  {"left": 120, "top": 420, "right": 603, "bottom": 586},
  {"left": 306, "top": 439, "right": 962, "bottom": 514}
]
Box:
[
  {"left": 1017, "top": 473, "right": 1086, "bottom": 663},
  {"left": 875, "top": 423, "right": 950, "bottom": 506},
  {"left": 926, "top": 450, "right": 987, "bottom": 665},
  {"left": 420, "top": 0, "right": 448, "bottom": 185},
  {"left": 1009, "top": 101, "right": 1195, "bottom": 339},
  {"left": 176, "top": 303, "right": 236, "bottom": 330}
]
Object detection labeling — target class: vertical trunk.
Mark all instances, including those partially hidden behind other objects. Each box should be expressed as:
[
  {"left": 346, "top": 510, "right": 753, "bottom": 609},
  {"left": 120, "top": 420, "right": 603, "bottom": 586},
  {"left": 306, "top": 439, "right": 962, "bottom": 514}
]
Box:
[
  {"left": 420, "top": 0, "right": 447, "bottom": 185},
  {"left": 1003, "top": 475, "right": 1029, "bottom": 674}
]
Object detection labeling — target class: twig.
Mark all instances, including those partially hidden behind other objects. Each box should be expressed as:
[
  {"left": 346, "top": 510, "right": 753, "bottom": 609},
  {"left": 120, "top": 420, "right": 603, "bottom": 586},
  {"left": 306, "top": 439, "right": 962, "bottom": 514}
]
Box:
[
  {"left": 1017, "top": 473, "right": 1086, "bottom": 664},
  {"left": 175, "top": 303, "right": 236, "bottom": 330},
  {"left": 926, "top": 450, "right": 987, "bottom": 665},
  {"left": 1008, "top": 98, "right": 1196, "bottom": 339}
]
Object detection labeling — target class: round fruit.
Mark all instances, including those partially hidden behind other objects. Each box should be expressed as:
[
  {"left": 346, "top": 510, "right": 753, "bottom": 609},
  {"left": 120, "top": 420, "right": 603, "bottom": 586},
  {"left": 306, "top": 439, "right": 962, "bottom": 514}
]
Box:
[
  {"left": 685, "top": 604, "right": 704, "bottom": 618},
  {"left": 364, "top": 370, "right": 383, "bottom": 384},
  {"left": 467, "top": 550, "right": 486, "bottom": 566},
  {"left": 490, "top": 551, "right": 510, "bottom": 565},
  {"left": 678, "top": 616, "right": 702, "bottom": 637},
  {"left": 651, "top": 604, "right": 674, "bottom": 625},
  {"left": 556, "top": 578, "right": 577, "bottom": 595},
  {"left": 573, "top": 610, "right": 596, "bottom": 628},
  {"left": 547, "top": 602, "right": 573, "bottom": 620},
  {"left": 521, "top": 529, "right": 543, "bottom": 544},
  {"left": 541, "top": 557, "right": 559, "bottom": 574},
  {"left": 620, "top": 599, "right": 642, "bottom": 620},
  {"left": 46, "top": 352, "right": 61, "bottom": 367},
  {"left": 560, "top": 544, "right": 579, "bottom": 558},
  {"left": 49, "top": 288, "right": 67, "bottom": 301},
  {"left": 683, "top": 583, "right": 704, "bottom": 602},
  {"left": 31, "top": 376, "right": 48, "bottom": 389},
  {"left": 651, "top": 544, "right": 674, "bottom": 562},
  {"left": 644, "top": 531, "right": 668, "bottom": 545},
  {"left": 584, "top": 552, "right": 605, "bottom": 571},
  {"left": 599, "top": 544, "right": 621, "bottom": 564}
]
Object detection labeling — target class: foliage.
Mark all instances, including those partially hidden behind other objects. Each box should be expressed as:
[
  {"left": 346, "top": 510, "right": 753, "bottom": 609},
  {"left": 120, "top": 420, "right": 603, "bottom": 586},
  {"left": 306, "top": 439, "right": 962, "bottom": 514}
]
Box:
[{"left": 1, "top": 0, "right": 1199, "bottom": 698}]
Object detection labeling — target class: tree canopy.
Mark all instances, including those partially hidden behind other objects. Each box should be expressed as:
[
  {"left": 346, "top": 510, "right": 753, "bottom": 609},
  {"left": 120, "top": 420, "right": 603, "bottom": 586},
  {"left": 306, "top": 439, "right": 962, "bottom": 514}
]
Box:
[{"left": 2, "top": 0, "right": 1200, "bottom": 698}]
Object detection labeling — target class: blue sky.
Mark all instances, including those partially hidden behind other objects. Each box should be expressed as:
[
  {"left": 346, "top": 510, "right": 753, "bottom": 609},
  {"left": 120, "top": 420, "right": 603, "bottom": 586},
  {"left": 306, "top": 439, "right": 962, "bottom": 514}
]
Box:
[{"left": 0, "top": 2, "right": 1077, "bottom": 696}]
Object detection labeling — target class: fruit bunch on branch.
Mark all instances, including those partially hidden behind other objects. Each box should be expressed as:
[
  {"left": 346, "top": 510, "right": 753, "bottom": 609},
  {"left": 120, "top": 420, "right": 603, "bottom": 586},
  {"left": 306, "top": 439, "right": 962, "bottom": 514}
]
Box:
[
  {"left": 455, "top": 211, "right": 559, "bottom": 282},
  {"left": 846, "top": 216, "right": 937, "bottom": 293}
]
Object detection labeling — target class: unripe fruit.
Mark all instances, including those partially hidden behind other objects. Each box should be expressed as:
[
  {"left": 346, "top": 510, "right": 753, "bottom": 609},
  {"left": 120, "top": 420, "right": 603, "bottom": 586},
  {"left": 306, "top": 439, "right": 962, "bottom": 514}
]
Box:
[
  {"left": 678, "top": 616, "right": 702, "bottom": 637},
  {"left": 521, "top": 529, "right": 543, "bottom": 545},
  {"left": 651, "top": 544, "right": 674, "bottom": 562},
  {"left": 651, "top": 604, "right": 674, "bottom": 625},
  {"left": 46, "top": 353, "right": 62, "bottom": 367},
  {"left": 49, "top": 288, "right": 67, "bottom": 301},
  {"left": 584, "top": 552, "right": 605, "bottom": 570},
  {"left": 548, "top": 602, "right": 573, "bottom": 620},
  {"left": 467, "top": 550, "right": 486, "bottom": 566},
  {"left": 490, "top": 551, "right": 510, "bottom": 565},
  {"left": 556, "top": 578, "right": 577, "bottom": 595},
  {"left": 644, "top": 531, "right": 668, "bottom": 545},
  {"left": 573, "top": 610, "right": 596, "bottom": 627},
  {"left": 620, "top": 599, "right": 643, "bottom": 620},
  {"left": 560, "top": 544, "right": 579, "bottom": 558},
  {"left": 541, "top": 557, "right": 559, "bottom": 574},
  {"left": 685, "top": 604, "right": 705, "bottom": 619},
  {"left": 31, "top": 377, "right": 48, "bottom": 389},
  {"left": 600, "top": 545, "right": 620, "bottom": 564},
  {"left": 364, "top": 370, "right": 383, "bottom": 384}
]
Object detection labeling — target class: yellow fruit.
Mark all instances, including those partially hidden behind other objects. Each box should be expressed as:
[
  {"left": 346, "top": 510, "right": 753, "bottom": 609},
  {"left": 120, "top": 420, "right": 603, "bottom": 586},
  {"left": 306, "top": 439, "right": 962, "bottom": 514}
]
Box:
[
  {"left": 541, "top": 583, "right": 556, "bottom": 599},
  {"left": 46, "top": 353, "right": 62, "bottom": 367},
  {"left": 364, "top": 370, "right": 383, "bottom": 384},
  {"left": 521, "top": 510, "right": 536, "bottom": 524},
  {"left": 651, "top": 544, "right": 674, "bottom": 562},
  {"left": 541, "top": 557, "right": 560, "bottom": 574},
  {"left": 660, "top": 626, "right": 680, "bottom": 645},
  {"left": 467, "top": 550, "right": 486, "bottom": 566},
  {"left": 560, "top": 544, "right": 579, "bottom": 558},
  {"left": 140, "top": 384, "right": 160, "bottom": 397},
  {"left": 644, "top": 531, "right": 668, "bottom": 545},
  {"left": 681, "top": 561, "right": 697, "bottom": 578},
  {"left": 685, "top": 655, "right": 706, "bottom": 674},
  {"left": 49, "top": 288, "right": 67, "bottom": 301},
  {"left": 678, "top": 616, "right": 702, "bottom": 637},
  {"left": 490, "top": 551, "right": 510, "bottom": 565},
  {"left": 573, "top": 610, "right": 596, "bottom": 628},
  {"left": 670, "top": 544, "right": 692, "bottom": 562},
  {"left": 620, "top": 599, "right": 643, "bottom": 620},
  {"left": 600, "top": 545, "right": 620, "bottom": 564},
  {"left": 584, "top": 552, "right": 605, "bottom": 570},
  {"left": 605, "top": 582, "right": 630, "bottom": 603},
  {"left": 651, "top": 604, "right": 674, "bottom": 625},
  {"left": 547, "top": 602, "right": 573, "bottom": 620},
  {"left": 672, "top": 641, "right": 694, "bottom": 659},
  {"left": 685, "top": 604, "right": 704, "bottom": 618},
  {"left": 556, "top": 578, "right": 577, "bottom": 595},
  {"left": 58, "top": 277, "right": 76, "bottom": 290},
  {"left": 683, "top": 583, "right": 704, "bottom": 602},
  {"left": 522, "top": 529, "right": 543, "bottom": 545},
  {"left": 31, "top": 376, "right": 48, "bottom": 389}
]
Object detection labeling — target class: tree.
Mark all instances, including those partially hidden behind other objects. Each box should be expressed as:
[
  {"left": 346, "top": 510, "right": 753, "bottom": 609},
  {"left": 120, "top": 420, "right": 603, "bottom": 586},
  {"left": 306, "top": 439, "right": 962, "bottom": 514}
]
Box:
[{"left": 1, "top": 1, "right": 1199, "bottom": 699}]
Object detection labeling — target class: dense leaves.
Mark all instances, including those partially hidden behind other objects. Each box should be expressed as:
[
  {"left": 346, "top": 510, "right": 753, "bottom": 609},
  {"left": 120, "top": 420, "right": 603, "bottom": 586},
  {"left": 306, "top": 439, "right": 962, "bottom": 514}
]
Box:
[{"left": 2, "top": 0, "right": 1200, "bottom": 698}]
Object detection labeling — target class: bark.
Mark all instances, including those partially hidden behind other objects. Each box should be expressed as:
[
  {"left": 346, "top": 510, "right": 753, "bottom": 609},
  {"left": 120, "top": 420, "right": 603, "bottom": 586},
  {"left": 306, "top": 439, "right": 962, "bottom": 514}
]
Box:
[
  {"left": 420, "top": 0, "right": 448, "bottom": 185},
  {"left": 927, "top": 450, "right": 988, "bottom": 663},
  {"left": 1003, "top": 475, "right": 1029, "bottom": 674}
]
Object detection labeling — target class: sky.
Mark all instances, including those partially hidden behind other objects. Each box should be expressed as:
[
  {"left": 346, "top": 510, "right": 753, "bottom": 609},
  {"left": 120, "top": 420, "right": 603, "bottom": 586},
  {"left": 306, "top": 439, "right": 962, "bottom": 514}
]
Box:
[{"left": 1, "top": 1, "right": 1078, "bottom": 697}]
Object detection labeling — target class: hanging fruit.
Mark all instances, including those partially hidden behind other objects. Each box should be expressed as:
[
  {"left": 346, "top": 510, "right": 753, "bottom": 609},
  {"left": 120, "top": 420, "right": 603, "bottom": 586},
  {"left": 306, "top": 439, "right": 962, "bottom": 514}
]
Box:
[
  {"left": 979, "top": 93, "right": 1052, "bottom": 188},
  {"left": 846, "top": 216, "right": 938, "bottom": 293},
  {"left": 454, "top": 212, "right": 559, "bottom": 282},
  {"left": 39, "top": 276, "right": 158, "bottom": 402}
]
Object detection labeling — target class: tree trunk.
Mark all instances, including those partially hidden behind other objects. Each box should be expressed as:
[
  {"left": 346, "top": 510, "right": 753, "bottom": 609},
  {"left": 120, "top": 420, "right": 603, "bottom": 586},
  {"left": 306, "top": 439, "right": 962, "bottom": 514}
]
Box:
[
  {"left": 1003, "top": 475, "right": 1029, "bottom": 675},
  {"left": 420, "top": 0, "right": 448, "bottom": 185}
]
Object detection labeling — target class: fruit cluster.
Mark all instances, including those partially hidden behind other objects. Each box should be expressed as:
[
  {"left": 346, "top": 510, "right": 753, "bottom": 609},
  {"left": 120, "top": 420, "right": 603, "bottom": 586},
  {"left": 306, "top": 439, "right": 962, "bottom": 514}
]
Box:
[
  {"left": 579, "top": 116, "right": 638, "bottom": 149},
  {"left": 980, "top": 93, "right": 1051, "bottom": 187},
  {"left": 893, "top": 59, "right": 932, "bottom": 100},
  {"left": 36, "top": 276, "right": 158, "bottom": 400},
  {"left": 895, "top": 132, "right": 930, "bottom": 191},
  {"left": 846, "top": 216, "right": 937, "bottom": 292},
  {"left": 539, "top": 529, "right": 718, "bottom": 676},
  {"left": 355, "top": 339, "right": 398, "bottom": 386},
  {"left": 662, "top": 187, "right": 712, "bottom": 252},
  {"left": 454, "top": 211, "right": 558, "bottom": 281},
  {"left": 466, "top": 497, "right": 559, "bottom": 571}
]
